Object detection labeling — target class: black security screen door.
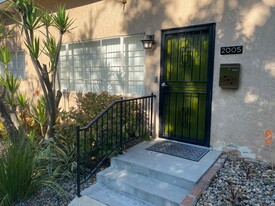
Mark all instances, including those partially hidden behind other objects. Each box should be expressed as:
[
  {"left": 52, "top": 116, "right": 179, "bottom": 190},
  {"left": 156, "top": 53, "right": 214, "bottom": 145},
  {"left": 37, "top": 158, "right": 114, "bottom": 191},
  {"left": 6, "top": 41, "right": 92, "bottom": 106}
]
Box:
[{"left": 159, "top": 24, "right": 215, "bottom": 146}]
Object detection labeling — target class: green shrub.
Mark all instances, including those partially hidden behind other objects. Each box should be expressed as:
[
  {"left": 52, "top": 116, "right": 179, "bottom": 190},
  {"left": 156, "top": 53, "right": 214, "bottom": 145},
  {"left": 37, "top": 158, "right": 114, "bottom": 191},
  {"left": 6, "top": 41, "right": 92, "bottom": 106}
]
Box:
[
  {"left": 55, "top": 92, "right": 150, "bottom": 175},
  {"left": 57, "top": 91, "right": 150, "bottom": 145},
  {"left": 0, "top": 121, "right": 8, "bottom": 140},
  {"left": 56, "top": 92, "right": 121, "bottom": 143},
  {"left": 79, "top": 92, "right": 121, "bottom": 118},
  {"left": 40, "top": 136, "right": 77, "bottom": 179},
  {"left": 31, "top": 96, "right": 47, "bottom": 137},
  {"left": 0, "top": 138, "right": 62, "bottom": 205}
]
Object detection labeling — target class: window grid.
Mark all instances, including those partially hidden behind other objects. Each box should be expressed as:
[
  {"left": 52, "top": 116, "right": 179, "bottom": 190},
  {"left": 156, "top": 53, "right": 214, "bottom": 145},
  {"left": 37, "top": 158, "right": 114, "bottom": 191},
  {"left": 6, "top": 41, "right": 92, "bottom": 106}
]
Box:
[
  {"left": 0, "top": 50, "right": 26, "bottom": 79},
  {"left": 59, "top": 34, "right": 145, "bottom": 96}
]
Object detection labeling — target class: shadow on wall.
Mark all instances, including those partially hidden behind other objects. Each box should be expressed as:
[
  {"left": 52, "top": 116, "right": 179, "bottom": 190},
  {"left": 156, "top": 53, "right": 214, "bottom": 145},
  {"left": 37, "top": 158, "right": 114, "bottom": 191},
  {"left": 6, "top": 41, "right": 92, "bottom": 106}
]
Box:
[
  {"left": 213, "top": 1, "right": 275, "bottom": 127},
  {"left": 117, "top": 0, "right": 224, "bottom": 32},
  {"left": 75, "top": 3, "right": 106, "bottom": 43},
  {"left": 211, "top": 1, "right": 275, "bottom": 159},
  {"left": 108, "top": 0, "right": 275, "bottom": 159}
]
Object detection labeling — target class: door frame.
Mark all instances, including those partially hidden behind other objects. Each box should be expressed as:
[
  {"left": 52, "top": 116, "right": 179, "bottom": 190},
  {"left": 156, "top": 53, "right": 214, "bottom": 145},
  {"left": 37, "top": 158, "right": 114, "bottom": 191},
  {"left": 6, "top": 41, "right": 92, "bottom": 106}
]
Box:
[{"left": 159, "top": 23, "right": 215, "bottom": 147}]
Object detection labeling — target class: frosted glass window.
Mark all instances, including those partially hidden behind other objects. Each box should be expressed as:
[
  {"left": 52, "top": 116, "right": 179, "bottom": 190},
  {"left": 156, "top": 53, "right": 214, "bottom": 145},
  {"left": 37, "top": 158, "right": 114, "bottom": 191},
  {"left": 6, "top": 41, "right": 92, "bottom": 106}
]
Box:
[
  {"left": 59, "top": 34, "right": 145, "bottom": 96},
  {"left": 0, "top": 50, "right": 26, "bottom": 79}
]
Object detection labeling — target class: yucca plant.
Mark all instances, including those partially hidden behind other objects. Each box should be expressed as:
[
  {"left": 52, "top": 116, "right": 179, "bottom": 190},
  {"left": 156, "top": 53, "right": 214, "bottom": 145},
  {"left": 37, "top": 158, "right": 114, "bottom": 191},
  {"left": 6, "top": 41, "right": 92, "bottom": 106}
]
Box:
[
  {"left": 0, "top": 46, "right": 24, "bottom": 142},
  {"left": 0, "top": 137, "right": 63, "bottom": 206},
  {"left": 0, "top": 46, "right": 12, "bottom": 68},
  {"left": 16, "top": 92, "right": 30, "bottom": 131},
  {"left": 16, "top": 92, "right": 29, "bottom": 111},
  {"left": 0, "top": 47, "right": 14, "bottom": 95},
  {"left": 52, "top": 5, "right": 75, "bottom": 35},
  {"left": 32, "top": 96, "right": 47, "bottom": 137},
  {"left": 0, "top": 47, "right": 21, "bottom": 109},
  {"left": 4, "top": 1, "right": 75, "bottom": 140},
  {"left": 0, "top": 70, "right": 21, "bottom": 94}
]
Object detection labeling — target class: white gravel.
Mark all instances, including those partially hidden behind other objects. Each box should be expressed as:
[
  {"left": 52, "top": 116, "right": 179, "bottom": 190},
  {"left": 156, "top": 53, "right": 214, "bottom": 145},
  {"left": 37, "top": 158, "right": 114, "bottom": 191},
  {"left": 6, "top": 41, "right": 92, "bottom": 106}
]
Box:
[{"left": 196, "top": 154, "right": 275, "bottom": 206}]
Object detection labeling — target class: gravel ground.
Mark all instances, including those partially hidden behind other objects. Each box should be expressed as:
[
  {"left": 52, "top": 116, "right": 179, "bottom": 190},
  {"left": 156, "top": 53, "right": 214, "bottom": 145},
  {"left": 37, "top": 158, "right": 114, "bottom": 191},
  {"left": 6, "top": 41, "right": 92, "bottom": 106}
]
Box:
[
  {"left": 15, "top": 176, "right": 96, "bottom": 206},
  {"left": 12, "top": 153, "right": 275, "bottom": 206},
  {"left": 196, "top": 154, "right": 275, "bottom": 206}
]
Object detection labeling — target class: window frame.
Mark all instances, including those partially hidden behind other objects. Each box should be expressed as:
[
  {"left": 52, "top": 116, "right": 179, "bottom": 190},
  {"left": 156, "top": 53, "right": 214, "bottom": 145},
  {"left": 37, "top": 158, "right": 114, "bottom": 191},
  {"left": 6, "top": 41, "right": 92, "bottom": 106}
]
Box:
[{"left": 59, "top": 34, "right": 145, "bottom": 96}]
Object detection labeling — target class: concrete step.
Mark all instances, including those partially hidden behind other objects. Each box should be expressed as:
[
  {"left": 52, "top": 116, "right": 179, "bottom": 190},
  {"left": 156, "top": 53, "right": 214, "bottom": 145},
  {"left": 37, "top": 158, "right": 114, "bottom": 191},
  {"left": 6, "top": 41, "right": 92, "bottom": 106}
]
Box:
[
  {"left": 75, "top": 183, "right": 154, "bottom": 206},
  {"left": 111, "top": 154, "right": 195, "bottom": 189},
  {"left": 97, "top": 167, "right": 190, "bottom": 206},
  {"left": 69, "top": 141, "right": 221, "bottom": 206},
  {"left": 111, "top": 141, "right": 221, "bottom": 189},
  {"left": 82, "top": 182, "right": 153, "bottom": 206}
]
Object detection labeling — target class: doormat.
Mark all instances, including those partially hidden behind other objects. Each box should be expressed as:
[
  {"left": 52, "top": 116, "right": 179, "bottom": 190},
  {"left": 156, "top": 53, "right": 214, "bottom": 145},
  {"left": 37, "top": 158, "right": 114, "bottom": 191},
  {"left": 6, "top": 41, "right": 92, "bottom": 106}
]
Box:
[{"left": 146, "top": 141, "right": 209, "bottom": 162}]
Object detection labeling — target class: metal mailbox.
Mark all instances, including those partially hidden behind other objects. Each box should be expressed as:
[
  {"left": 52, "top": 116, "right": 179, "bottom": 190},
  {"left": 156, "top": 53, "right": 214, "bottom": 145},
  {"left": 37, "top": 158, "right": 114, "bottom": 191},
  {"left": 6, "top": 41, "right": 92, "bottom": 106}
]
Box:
[{"left": 219, "top": 64, "right": 240, "bottom": 89}]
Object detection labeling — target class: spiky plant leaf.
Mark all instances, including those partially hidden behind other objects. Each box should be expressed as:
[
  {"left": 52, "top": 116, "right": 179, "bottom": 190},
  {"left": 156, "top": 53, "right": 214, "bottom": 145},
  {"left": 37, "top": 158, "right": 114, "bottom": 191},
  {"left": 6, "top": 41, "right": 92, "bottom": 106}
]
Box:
[
  {"left": 25, "top": 8, "right": 42, "bottom": 31},
  {"left": 5, "top": 94, "right": 16, "bottom": 108},
  {"left": 17, "top": 0, "right": 43, "bottom": 31},
  {"left": 0, "top": 46, "right": 12, "bottom": 66},
  {"left": 0, "top": 71, "right": 20, "bottom": 94},
  {"left": 16, "top": 92, "right": 29, "bottom": 110},
  {"left": 43, "top": 36, "right": 57, "bottom": 71},
  {"left": 32, "top": 96, "right": 47, "bottom": 125},
  {"left": 52, "top": 6, "right": 75, "bottom": 34},
  {"left": 41, "top": 11, "right": 52, "bottom": 28},
  {"left": 25, "top": 37, "right": 40, "bottom": 59},
  {"left": 0, "top": 137, "right": 64, "bottom": 205}
]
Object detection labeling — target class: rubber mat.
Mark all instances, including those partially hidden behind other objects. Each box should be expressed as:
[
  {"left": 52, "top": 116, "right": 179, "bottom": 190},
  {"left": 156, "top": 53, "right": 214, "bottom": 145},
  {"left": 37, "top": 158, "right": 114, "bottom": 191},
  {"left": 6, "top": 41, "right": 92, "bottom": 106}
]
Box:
[{"left": 146, "top": 141, "right": 209, "bottom": 162}]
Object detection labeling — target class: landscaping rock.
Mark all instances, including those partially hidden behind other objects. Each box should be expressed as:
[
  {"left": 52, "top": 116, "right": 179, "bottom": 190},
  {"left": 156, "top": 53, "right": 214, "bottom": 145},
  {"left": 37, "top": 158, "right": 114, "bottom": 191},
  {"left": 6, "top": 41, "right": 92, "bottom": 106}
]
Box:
[{"left": 196, "top": 154, "right": 275, "bottom": 206}]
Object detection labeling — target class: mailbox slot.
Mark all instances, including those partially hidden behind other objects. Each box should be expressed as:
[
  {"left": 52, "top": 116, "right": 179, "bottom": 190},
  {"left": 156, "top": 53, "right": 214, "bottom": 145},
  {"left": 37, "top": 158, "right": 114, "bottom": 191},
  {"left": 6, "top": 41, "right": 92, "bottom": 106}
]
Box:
[{"left": 219, "top": 64, "right": 240, "bottom": 89}]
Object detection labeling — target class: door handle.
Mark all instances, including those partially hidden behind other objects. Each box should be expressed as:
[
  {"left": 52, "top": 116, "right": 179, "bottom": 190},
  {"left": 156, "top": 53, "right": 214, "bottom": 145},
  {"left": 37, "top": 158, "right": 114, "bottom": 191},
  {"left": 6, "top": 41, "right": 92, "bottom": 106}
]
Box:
[{"left": 161, "top": 82, "right": 168, "bottom": 88}]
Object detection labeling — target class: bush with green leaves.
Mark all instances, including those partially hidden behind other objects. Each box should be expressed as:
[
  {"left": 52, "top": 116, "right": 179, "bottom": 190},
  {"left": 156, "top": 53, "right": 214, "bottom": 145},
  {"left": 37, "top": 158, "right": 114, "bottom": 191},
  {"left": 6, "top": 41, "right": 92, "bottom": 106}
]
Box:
[
  {"left": 57, "top": 91, "right": 151, "bottom": 140},
  {"left": 73, "top": 92, "right": 122, "bottom": 125},
  {"left": 56, "top": 92, "right": 122, "bottom": 141},
  {"left": 53, "top": 92, "right": 122, "bottom": 172},
  {"left": 40, "top": 136, "right": 77, "bottom": 179},
  {"left": 56, "top": 92, "right": 150, "bottom": 166},
  {"left": 0, "top": 122, "right": 8, "bottom": 140},
  {"left": 0, "top": 138, "right": 63, "bottom": 205}
]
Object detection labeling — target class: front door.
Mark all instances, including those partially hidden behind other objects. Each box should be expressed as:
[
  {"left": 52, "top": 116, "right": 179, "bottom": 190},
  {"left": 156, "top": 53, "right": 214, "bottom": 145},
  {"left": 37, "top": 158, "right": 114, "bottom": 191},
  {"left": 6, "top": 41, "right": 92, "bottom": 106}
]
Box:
[{"left": 159, "top": 24, "right": 215, "bottom": 146}]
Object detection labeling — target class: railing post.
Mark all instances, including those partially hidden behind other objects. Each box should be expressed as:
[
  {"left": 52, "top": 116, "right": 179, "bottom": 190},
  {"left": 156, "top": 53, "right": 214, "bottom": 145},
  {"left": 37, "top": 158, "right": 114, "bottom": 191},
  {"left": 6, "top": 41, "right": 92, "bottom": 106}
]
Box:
[
  {"left": 76, "top": 125, "right": 81, "bottom": 197},
  {"left": 150, "top": 93, "right": 154, "bottom": 136},
  {"left": 120, "top": 97, "right": 123, "bottom": 151}
]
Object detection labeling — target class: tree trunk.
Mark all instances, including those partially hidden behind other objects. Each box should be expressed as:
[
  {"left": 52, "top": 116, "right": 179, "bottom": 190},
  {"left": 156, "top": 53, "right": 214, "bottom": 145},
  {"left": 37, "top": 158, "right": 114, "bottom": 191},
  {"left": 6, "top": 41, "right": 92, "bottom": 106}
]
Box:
[{"left": 0, "top": 98, "right": 20, "bottom": 142}]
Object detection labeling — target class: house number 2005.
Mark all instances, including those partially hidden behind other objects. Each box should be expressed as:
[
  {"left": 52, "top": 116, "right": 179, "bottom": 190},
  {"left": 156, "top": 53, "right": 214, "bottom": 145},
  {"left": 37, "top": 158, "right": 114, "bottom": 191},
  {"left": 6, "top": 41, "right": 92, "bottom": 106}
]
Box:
[{"left": 220, "top": 46, "right": 243, "bottom": 55}]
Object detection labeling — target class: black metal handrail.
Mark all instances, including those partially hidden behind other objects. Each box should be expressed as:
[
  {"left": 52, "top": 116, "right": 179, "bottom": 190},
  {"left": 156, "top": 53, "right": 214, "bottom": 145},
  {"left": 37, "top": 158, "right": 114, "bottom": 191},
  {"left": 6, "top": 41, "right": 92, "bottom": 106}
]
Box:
[{"left": 76, "top": 93, "right": 156, "bottom": 197}]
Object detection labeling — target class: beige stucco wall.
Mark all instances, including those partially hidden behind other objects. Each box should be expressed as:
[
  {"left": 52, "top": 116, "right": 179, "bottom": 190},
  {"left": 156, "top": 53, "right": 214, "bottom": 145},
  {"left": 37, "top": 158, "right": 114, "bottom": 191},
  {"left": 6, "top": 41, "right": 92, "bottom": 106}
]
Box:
[
  {"left": 210, "top": 0, "right": 275, "bottom": 161},
  {"left": 3, "top": 0, "right": 275, "bottom": 162}
]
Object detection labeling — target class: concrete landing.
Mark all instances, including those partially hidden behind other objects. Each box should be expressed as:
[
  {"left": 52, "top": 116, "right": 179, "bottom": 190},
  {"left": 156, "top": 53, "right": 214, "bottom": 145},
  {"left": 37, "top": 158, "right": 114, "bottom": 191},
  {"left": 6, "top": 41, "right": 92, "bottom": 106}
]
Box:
[{"left": 69, "top": 140, "right": 221, "bottom": 206}]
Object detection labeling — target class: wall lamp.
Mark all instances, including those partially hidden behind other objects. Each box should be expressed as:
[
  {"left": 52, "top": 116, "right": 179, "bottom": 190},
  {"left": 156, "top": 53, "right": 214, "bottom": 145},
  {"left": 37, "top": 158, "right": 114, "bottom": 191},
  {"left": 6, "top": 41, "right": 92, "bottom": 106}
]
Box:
[{"left": 141, "top": 35, "right": 155, "bottom": 50}]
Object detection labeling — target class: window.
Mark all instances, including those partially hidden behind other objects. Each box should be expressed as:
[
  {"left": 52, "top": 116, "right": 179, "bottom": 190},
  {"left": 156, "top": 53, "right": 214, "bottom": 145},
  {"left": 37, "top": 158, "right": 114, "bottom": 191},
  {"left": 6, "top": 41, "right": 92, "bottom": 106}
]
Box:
[
  {"left": 0, "top": 50, "right": 26, "bottom": 79},
  {"left": 59, "top": 34, "right": 145, "bottom": 96}
]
